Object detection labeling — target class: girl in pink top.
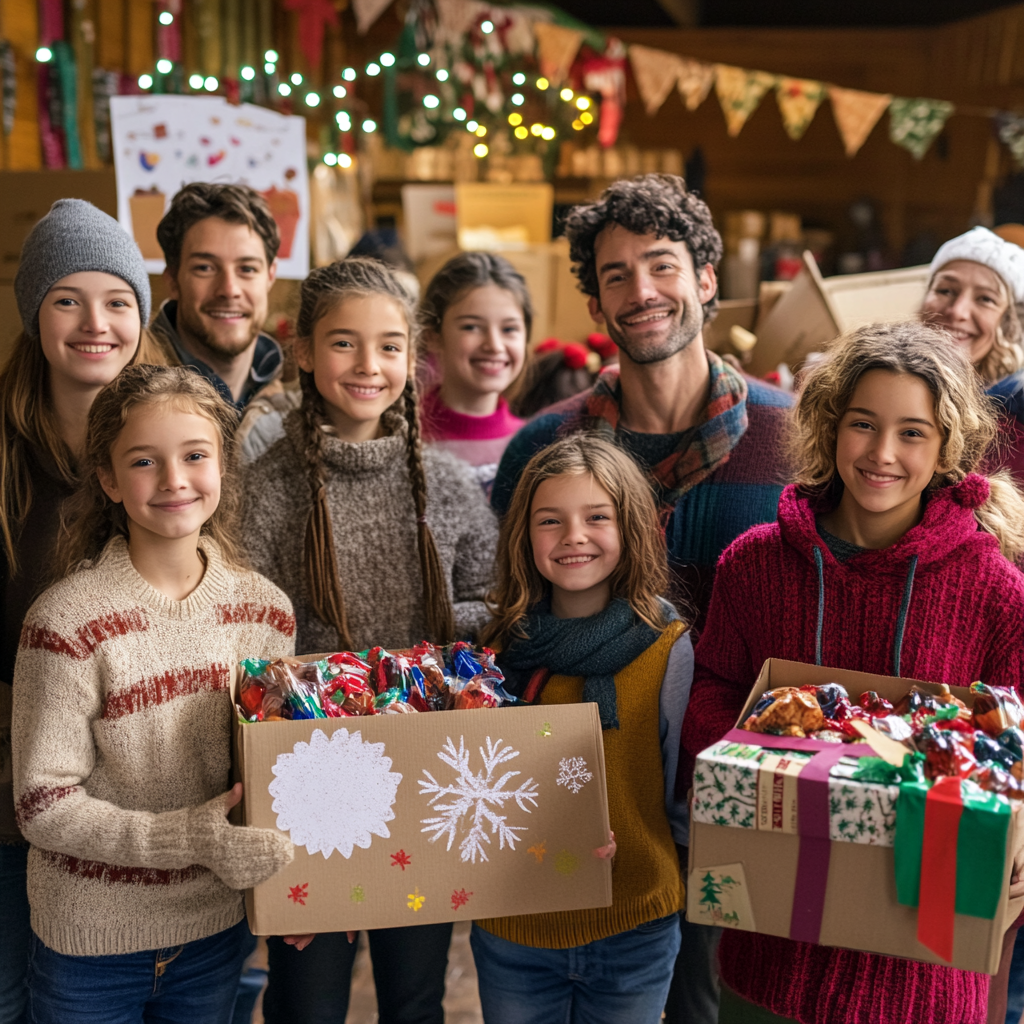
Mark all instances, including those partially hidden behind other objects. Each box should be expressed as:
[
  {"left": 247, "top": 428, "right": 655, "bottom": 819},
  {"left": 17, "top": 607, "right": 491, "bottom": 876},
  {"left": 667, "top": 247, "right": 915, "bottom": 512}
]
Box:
[{"left": 419, "top": 252, "right": 531, "bottom": 494}]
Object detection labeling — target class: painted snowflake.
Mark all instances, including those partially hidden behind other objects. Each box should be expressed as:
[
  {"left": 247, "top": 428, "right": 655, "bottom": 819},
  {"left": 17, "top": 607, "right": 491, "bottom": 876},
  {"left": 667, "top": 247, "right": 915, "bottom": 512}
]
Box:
[
  {"left": 419, "top": 735, "right": 539, "bottom": 863},
  {"left": 269, "top": 728, "right": 402, "bottom": 859},
  {"left": 556, "top": 756, "right": 594, "bottom": 795}
]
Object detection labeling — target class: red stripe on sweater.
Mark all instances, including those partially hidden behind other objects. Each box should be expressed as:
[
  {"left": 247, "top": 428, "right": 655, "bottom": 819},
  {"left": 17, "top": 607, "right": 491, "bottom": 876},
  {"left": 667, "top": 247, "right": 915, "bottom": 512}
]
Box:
[
  {"left": 20, "top": 609, "right": 150, "bottom": 660},
  {"left": 40, "top": 850, "right": 209, "bottom": 886},
  {"left": 215, "top": 602, "right": 295, "bottom": 637},
  {"left": 102, "top": 663, "right": 232, "bottom": 720},
  {"left": 16, "top": 785, "right": 78, "bottom": 828}
]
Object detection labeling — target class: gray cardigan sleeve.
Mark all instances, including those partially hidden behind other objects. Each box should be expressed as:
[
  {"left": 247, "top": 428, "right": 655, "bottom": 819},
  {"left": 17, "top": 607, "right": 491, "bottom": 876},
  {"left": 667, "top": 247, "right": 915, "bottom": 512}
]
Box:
[{"left": 660, "top": 629, "right": 695, "bottom": 846}]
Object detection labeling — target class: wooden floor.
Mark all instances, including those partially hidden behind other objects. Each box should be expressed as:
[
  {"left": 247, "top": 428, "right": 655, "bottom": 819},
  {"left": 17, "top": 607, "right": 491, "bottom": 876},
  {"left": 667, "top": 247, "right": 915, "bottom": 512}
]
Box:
[{"left": 251, "top": 923, "right": 484, "bottom": 1024}]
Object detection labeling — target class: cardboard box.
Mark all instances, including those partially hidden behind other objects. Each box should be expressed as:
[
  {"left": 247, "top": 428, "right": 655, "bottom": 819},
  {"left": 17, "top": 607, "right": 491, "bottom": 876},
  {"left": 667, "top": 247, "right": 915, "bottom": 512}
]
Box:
[
  {"left": 455, "top": 183, "right": 553, "bottom": 250},
  {"left": 401, "top": 184, "right": 457, "bottom": 262},
  {"left": 687, "top": 659, "right": 1024, "bottom": 974},
  {"left": 236, "top": 702, "right": 612, "bottom": 935},
  {"left": 822, "top": 264, "right": 930, "bottom": 332}
]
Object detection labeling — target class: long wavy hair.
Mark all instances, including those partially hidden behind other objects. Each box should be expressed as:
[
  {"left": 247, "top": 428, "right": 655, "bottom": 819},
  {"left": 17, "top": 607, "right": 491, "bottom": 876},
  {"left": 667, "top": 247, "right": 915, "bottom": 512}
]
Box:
[
  {"left": 792, "top": 319, "right": 1024, "bottom": 560},
  {"left": 481, "top": 434, "right": 672, "bottom": 648},
  {"left": 295, "top": 256, "right": 455, "bottom": 648},
  {"left": 54, "top": 364, "right": 246, "bottom": 577}
]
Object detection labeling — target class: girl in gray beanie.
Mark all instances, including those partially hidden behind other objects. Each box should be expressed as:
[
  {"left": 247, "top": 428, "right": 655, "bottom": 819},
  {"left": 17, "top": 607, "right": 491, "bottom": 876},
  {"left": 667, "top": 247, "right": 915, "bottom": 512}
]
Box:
[{"left": 0, "top": 198, "right": 150, "bottom": 1024}]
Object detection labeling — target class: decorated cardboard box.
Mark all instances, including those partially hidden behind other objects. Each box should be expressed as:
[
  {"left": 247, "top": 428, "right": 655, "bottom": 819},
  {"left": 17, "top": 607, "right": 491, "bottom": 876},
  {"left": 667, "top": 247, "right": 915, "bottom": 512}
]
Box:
[
  {"left": 687, "top": 659, "right": 1024, "bottom": 974},
  {"left": 234, "top": 702, "right": 612, "bottom": 934}
]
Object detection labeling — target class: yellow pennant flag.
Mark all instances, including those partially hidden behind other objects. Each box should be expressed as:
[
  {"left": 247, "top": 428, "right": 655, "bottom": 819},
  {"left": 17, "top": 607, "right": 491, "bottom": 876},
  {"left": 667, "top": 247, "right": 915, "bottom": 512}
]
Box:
[
  {"left": 715, "top": 65, "right": 776, "bottom": 137},
  {"left": 828, "top": 85, "right": 892, "bottom": 157},
  {"left": 628, "top": 45, "right": 683, "bottom": 116},
  {"left": 776, "top": 77, "right": 827, "bottom": 140},
  {"left": 533, "top": 22, "right": 584, "bottom": 86},
  {"left": 677, "top": 58, "right": 715, "bottom": 111}
]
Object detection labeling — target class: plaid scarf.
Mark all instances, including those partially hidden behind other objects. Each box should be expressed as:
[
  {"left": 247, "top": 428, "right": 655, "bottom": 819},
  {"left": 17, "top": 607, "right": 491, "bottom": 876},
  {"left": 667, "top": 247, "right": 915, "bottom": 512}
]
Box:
[{"left": 562, "top": 350, "right": 749, "bottom": 507}]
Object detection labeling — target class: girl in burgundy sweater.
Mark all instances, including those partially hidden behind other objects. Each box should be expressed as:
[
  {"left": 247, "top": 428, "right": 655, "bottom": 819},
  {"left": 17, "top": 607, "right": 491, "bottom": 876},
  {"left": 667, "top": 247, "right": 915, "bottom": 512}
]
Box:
[{"left": 681, "top": 320, "right": 1024, "bottom": 1024}]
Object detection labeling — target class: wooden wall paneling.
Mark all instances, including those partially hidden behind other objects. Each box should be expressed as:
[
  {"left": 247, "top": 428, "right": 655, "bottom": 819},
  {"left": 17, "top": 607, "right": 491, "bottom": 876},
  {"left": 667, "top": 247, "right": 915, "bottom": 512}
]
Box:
[
  {"left": 73, "top": 0, "right": 101, "bottom": 168},
  {"left": 125, "top": 0, "right": 154, "bottom": 77},
  {"left": 0, "top": 0, "right": 41, "bottom": 169},
  {"left": 194, "top": 0, "right": 221, "bottom": 77},
  {"left": 223, "top": 0, "right": 240, "bottom": 76},
  {"left": 95, "top": 0, "right": 124, "bottom": 71}
]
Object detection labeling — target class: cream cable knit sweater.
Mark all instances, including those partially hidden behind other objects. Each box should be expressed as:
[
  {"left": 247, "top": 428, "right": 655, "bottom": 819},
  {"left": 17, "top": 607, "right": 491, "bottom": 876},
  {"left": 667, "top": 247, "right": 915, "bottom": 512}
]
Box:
[
  {"left": 241, "top": 410, "right": 499, "bottom": 653},
  {"left": 12, "top": 536, "right": 296, "bottom": 957}
]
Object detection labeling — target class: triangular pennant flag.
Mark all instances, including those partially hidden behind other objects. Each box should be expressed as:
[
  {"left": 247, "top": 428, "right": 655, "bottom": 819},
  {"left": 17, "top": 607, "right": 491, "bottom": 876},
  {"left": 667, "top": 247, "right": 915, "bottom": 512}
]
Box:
[
  {"left": 888, "top": 97, "right": 955, "bottom": 160},
  {"left": 714, "top": 65, "right": 776, "bottom": 137},
  {"left": 533, "top": 21, "right": 584, "bottom": 86},
  {"left": 828, "top": 86, "right": 892, "bottom": 157},
  {"left": 351, "top": 0, "right": 394, "bottom": 34},
  {"left": 628, "top": 44, "right": 683, "bottom": 116},
  {"left": 677, "top": 58, "right": 715, "bottom": 112},
  {"left": 775, "top": 76, "right": 827, "bottom": 141},
  {"left": 996, "top": 113, "right": 1024, "bottom": 168}
]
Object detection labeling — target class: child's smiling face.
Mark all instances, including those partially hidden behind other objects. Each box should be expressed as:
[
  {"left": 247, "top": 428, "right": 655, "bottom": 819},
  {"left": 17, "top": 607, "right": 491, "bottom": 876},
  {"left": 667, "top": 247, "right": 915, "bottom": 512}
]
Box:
[
  {"left": 298, "top": 294, "right": 411, "bottom": 442},
  {"left": 834, "top": 369, "right": 944, "bottom": 520},
  {"left": 529, "top": 471, "right": 623, "bottom": 618}
]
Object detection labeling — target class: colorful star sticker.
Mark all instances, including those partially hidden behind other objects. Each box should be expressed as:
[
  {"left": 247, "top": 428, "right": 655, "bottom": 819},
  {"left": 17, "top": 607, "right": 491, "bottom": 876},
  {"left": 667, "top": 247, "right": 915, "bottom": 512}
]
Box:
[
  {"left": 555, "top": 850, "right": 580, "bottom": 876},
  {"left": 391, "top": 849, "right": 412, "bottom": 871},
  {"left": 538, "top": 722, "right": 552, "bottom": 737},
  {"left": 287, "top": 882, "right": 308, "bottom": 905},
  {"left": 527, "top": 841, "right": 546, "bottom": 864},
  {"left": 407, "top": 887, "right": 426, "bottom": 912},
  {"left": 451, "top": 888, "right": 473, "bottom": 911},
  {"left": 350, "top": 884, "right": 365, "bottom": 904}
]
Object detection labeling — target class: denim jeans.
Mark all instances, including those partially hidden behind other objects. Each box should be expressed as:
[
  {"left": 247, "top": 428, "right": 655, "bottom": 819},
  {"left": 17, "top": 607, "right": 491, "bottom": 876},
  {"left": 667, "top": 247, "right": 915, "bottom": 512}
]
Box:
[
  {"left": 0, "top": 843, "right": 29, "bottom": 1024},
  {"left": 228, "top": 929, "right": 261, "bottom": 1024},
  {"left": 662, "top": 912, "right": 720, "bottom": 1024},
  {"left": 1006, "top": 926, "right": 1024, "bottom": 1024},
  {"left": 26, "top": 919, "right": 250, "bottom": 1024},
  {"left": 262, "top": 923, "right": 452, "bottom": 1024},
  {"left": 469, "top": 914, "right": 682, "bottom": 1024}
]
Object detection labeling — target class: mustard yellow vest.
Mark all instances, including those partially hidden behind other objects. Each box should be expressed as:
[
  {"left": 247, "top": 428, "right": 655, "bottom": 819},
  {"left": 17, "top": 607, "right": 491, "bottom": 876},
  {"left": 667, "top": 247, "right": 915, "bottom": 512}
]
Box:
[{"left": 477, "top": 619, "right": 686, "bottom": 948}]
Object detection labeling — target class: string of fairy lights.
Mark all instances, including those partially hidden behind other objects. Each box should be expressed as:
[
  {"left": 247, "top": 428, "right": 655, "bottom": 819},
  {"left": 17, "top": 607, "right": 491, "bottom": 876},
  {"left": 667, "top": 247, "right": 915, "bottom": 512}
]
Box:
[{"left": 33, "top": 13, "right": 598, "bottom": 169}]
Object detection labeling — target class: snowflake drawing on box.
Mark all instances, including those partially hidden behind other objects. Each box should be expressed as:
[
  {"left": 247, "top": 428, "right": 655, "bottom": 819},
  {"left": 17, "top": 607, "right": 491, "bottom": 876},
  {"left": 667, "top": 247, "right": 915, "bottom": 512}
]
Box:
[
  {"left": 556, "top": 757, "right": 593, "bottom": 795},
  {"left": 419, "top": 736, "right": 539, "bottom": 863},
  {"left": 268, "top": 728, "right": 402, "bottom": 859}
]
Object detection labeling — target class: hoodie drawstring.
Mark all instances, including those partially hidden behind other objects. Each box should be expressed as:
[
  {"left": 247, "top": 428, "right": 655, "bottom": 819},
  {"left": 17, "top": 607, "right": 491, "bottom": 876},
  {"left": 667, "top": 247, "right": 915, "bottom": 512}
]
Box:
[
  {"left": 813, "top": 547, "right": 918, "bottom": 677},
  {"left": 893, "top": 554, "right": 919, "bottom": 678},
  {"left": 813, "top": 547, "right": 825, "bottom": 667}
]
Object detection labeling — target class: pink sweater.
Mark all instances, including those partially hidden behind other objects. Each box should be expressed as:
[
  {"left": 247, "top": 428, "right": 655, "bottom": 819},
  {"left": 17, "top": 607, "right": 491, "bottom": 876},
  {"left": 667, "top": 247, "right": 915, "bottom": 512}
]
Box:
[
  {"left": 420, "top": 387, "right": 523, "bottom": 494},
  {"left": 681, "top": 476, "right": 1024, "bottom": 1024}
]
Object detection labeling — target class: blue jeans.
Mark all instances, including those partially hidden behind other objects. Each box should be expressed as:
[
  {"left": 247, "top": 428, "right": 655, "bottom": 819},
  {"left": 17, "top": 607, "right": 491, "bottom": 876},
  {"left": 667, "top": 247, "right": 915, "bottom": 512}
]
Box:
[
  {"left": 1007, "top": 926, "right": 1024, "bottom": 1024},
  {"left": 0, "top": 843, "right": 29, "bottom": 1024},
  {"left": 470, "top": 914, "right": 682, "bottom": 1024},
  {"left": 26, "top": 919, "right": 249, "bottom": 1024}
]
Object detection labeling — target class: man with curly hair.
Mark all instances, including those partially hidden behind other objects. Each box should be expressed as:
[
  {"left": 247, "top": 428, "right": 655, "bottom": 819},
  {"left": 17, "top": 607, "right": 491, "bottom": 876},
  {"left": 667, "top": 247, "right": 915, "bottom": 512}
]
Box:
[{"left": 491, "top": 173, "right": 793, "bottom": 1023}]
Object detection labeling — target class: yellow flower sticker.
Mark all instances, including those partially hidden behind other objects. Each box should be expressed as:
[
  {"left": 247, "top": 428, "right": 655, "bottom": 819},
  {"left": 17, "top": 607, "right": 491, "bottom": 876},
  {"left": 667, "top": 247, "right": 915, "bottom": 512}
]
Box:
[{"left": 407, "top": 887, "right": 426, "bottom": 912}]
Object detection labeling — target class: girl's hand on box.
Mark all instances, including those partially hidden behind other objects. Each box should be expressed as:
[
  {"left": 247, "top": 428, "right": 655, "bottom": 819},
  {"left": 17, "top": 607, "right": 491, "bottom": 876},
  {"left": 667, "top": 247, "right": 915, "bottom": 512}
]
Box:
[
  {"left": 1010, "top": 869, "right": 1024, "bottom": 901},
  {"left": 284, "top": 934, "right": 316, "bottom": 951},
  {"left": 593, "top": 831, "right": 616, "bottom": 861}
]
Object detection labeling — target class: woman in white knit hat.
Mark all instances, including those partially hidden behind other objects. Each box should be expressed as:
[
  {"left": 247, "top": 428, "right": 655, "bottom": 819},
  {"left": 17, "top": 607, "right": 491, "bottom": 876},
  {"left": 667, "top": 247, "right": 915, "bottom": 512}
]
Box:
[{"left": 921, "top": 225, "right": 1024, "bottom": 485}]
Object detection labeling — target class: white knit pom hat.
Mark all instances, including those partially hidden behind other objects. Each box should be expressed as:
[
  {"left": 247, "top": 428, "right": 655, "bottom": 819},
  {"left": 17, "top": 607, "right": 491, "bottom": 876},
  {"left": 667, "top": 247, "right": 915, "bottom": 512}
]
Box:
[{"left": 929, "top": 226, "right": 1024, "bottom": 305}]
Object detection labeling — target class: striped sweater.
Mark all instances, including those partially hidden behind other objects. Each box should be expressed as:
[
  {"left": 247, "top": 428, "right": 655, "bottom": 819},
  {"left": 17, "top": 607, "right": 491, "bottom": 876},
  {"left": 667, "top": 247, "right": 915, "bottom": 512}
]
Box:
[
  {"left": 12, "top": 536, "right": 297, "bottom": 957},
  {"left": 491, "top": 371, "right": 793, "bottom": 625}
]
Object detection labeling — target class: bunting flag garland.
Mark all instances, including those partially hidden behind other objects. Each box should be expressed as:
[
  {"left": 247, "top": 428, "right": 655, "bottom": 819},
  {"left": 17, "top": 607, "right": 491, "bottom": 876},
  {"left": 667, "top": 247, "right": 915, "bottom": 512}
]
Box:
[
  {"left": 282, "top": 0, "right": 339, "bottom": 67},
  {"left": 628, "top": 44, "right": 682, "bottom": 116},
  {"left": 532, "top": 21, "right": 584, "bottom": 86},
  {"left": 828, "top": 85, "right": 892, "bottom": 157},
  {"left": 676, "top": 58, "right": 715, "bottom": 112},
  {"left": 582, "top": 38, "right": 627, "bottom": 148},
  {"left": 352, "top": 0, "right": 396, "bottom": 36},
  {"left": 775, "top": 76, "right": 826, "bottom": 140},
  {"left": 888, "top": 97, "right": 955, "bottom": 160},
  {"left": 715, "top": 64, "right": 776, "bottom": 137},
  {"left": 996, "top": 113, "right": 1024, "bottom": 168}
]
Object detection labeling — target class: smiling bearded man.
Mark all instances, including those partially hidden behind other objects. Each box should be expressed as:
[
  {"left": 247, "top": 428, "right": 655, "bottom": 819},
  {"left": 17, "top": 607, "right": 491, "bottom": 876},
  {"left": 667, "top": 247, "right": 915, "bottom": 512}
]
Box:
[
  {"left": 491, "top": 174, "right": 795, "bottom": 1024},
  {"left": 149, "top": 183, "right": 284, "bottom": 414}
]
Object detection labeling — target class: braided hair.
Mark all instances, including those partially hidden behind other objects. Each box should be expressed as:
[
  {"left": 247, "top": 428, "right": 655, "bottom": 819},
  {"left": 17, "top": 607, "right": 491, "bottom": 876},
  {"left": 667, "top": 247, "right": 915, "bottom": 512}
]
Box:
[{"left": 296, "top": 257, "right": 456, "bottom": 647}]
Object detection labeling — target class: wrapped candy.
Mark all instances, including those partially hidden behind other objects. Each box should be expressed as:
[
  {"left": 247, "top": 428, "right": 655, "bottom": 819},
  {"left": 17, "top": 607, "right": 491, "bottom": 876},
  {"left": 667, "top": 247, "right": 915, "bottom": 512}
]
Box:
[
  {"left": 920, "top": 724, "right": 977, "bottom": 780},
  {"left": 808, "top": 683, "right": 851, "bottom": 720},
  {"left": 237, "top": 657, "right": 326, "bottom": 721},
  {"left": 973, "top": 733, "right": 1018, "bottom": 772},
  {"left": 859, "top": 691, "right": 894, "bottom": 716},
  {"left": 743, "top": 687, "right": 824, "bottom": 738},
  {"left": 973, "top": 762, "right": 1024, "bottom": 799},
  {"left": 970, "top": 682, "right": 1024, "bottom": 738}
]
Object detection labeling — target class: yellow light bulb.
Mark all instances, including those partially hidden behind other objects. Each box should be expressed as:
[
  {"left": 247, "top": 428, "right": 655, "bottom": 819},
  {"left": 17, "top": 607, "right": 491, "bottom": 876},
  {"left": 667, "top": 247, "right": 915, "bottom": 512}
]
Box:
[
  {"left": 536, "top": 77, "right": 549, "bottom": 90},
  {"left": 575, "top": 96, "right": 590, "bottom": 110},
  {"left": 541, "top": 126, "right": 555, "bottom": 140},
  {"left": 514, "top": 125, "right": 528, "bottom": 139},
  {"left": 508, "top": 112, "right": 522, "bottom": 126},
  {"left": 560, "top": 87, "right": 573, "bottom": 101},
  {"left": 530, "top": 123, "right": 543, "bottom": 137},
  {"left": 473, "top": 143, "right": 489, "bottom": 157},
  {"left": 572, "top": 119, "right": 584, "bottom": 131},
  {"left": 475, "top": 125, "right": 487, "bottom": 137},
  {"left": 580, "top": 111, "right": 593, "bottom": 125}
]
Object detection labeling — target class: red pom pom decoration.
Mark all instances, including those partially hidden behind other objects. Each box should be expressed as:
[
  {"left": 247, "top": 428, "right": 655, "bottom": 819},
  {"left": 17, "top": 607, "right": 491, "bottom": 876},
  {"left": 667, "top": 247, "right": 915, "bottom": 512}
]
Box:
[
  {"left": 587, "top": 332, "right": 616, "bottom": 358},
  {"left": 951, "top": 473, "right": 990, "bottom": 509},
  {"left": 562, "top": 343, "right": 589, "bottom": 370},
  {"left": 534, "top": 338, "right": 563, "bottom": 355}
]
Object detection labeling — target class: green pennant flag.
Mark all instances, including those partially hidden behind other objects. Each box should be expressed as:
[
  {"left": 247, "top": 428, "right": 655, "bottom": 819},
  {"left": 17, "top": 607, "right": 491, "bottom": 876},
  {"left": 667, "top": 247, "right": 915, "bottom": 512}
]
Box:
[{"left": 888, "top": 97, "right": 955, "bottom": 160}]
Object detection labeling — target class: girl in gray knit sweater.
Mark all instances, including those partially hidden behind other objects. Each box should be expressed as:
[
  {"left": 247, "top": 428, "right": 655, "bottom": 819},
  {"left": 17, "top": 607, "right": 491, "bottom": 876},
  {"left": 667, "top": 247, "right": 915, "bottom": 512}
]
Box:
[{"left": 241, "top": 257, "right": 498, "bottom": 1024}]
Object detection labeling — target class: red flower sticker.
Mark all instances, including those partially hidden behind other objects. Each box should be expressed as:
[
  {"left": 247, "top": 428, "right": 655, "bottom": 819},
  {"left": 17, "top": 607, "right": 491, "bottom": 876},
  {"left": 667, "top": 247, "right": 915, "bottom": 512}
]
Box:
[
  {"left": 391, "top": 849, "right": 412, "bottom": 871},
  {"left": 288, "top": 883, "right": 309, "bottom": 905},
  {"left": 451, "top": 888, "right": 473, "bottom": 911}
]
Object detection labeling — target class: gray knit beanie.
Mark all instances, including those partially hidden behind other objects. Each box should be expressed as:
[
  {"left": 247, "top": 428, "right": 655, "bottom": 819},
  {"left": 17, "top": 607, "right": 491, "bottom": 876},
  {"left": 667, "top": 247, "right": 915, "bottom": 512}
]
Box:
[{"left": 14, "top": 199, "right": 151, "bottom": 339}]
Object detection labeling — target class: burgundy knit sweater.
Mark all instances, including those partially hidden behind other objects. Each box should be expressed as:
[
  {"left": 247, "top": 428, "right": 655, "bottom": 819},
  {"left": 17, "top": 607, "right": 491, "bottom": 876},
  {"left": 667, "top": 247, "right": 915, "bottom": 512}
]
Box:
[{"left": 681, "top": 475, "right": 1024, "bottom": 1024}]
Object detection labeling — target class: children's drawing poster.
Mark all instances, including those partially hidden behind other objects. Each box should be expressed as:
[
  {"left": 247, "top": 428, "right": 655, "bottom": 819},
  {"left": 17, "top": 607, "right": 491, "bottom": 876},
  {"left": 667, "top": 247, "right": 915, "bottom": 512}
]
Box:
[
  {"left": 110, "top": 95, "right": 310, "bottom": 278},
  {"left": 235, "top": 702, "right": 614, "bottom": 933}
]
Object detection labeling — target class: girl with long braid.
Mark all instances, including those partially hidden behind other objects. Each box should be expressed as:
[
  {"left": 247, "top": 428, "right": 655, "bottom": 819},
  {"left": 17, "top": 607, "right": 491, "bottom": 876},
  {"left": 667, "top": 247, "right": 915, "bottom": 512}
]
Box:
[{"left": 241, "top": 256, "right": 499, "bottom": 1024}]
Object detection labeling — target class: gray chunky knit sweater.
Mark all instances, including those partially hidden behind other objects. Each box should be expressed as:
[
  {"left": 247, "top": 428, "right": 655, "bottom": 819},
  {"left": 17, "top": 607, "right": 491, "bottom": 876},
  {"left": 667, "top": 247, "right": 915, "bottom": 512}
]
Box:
[{"left": 241, "top": 410, "right": 499, "bottom": 654}]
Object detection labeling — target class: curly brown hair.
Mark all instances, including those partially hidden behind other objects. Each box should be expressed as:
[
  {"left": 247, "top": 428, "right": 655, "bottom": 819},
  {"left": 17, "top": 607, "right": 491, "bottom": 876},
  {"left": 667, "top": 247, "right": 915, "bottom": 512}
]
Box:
[
  {"left": 481, "top": 434, "right": 672, "bottom": 648},
  {"left": 156, "top": 182, "right": 280, "bottom": 274},
  {"left": 564, "top": 173, "right": 723, "bottom": 321}
]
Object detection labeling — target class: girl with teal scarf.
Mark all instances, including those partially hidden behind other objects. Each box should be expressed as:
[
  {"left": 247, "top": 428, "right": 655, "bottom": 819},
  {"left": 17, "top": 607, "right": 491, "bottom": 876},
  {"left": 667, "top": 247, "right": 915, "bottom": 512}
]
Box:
[{"left": 473, "top": 434, "right": 694, "bottom": 1024}]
